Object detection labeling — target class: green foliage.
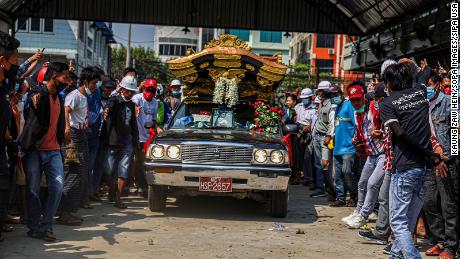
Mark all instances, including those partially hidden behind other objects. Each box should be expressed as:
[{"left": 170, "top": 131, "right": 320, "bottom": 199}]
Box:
[{"left": 111, "top": 46, "right": 173, "bottom": 83}]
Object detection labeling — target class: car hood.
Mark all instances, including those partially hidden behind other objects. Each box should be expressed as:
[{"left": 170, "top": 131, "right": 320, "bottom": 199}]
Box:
[{"left": 158, "top": 129, "right": 283, "bottom": 146}]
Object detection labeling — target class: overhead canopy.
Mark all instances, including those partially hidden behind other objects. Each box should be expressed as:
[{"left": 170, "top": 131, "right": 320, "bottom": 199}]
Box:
[{"left": 0, "top": 0, "right": 445, "bottom": 35}]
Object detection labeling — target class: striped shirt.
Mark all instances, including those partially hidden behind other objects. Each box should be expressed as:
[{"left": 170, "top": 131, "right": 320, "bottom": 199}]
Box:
[{"left": 354, "top": 108, "right": 384, "bottom": 156}]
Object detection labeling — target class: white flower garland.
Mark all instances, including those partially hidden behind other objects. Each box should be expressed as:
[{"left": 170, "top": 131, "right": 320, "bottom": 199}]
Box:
[{"left": 213, "top": 77, "right": 239, "bottom": 107}]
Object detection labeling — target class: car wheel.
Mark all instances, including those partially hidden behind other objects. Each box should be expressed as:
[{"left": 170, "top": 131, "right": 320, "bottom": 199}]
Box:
[
  {"left": 148, "top": 184, "right": 167, "bottom": 212},
  {"left": 270, "top": 188, "right": 288, "bottom": 218}
]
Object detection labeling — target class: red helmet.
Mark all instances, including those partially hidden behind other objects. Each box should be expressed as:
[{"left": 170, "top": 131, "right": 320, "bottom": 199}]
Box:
[
  {"left": 37, "top": 66, "right": 48, "bottom": 83},
  {"left": 144, "top": 79, "right": 157, "bottom": 89}
]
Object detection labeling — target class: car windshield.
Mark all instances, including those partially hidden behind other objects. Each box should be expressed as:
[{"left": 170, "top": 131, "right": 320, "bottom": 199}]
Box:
[{"left": 169, "top": 100, "right": 278, "bottom": 134}]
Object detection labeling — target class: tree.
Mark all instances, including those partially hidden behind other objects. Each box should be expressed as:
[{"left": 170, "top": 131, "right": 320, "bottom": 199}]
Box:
[{"left": 111, "top": 46, "right": 173, "bottom": 84}]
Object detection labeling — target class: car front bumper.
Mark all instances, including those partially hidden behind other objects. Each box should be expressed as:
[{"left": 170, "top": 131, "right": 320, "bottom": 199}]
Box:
[{"left": 145, "top": 162, "right": 291, "bottom": 191}]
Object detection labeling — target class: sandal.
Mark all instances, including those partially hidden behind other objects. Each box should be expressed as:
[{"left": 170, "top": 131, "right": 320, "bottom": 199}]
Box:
[
  {"left": 56, "top": 214, "right": 83, "bottom": 226},
  {"left": 438, "top": 250, "right": 454, "bottom": 259},
  {"left": 426, "top": 244, "right": 444, "bottom": 256},
  {"left": 114, "top": 201, "right": 127, "bottom": 209}
]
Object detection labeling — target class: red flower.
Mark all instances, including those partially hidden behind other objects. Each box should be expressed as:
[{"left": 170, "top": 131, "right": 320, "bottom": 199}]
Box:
[
  {"left": 255, "top": 112, "right": 259, "bottom": 116},
  {"left": 257, "top": 128, "right": 263, "bottom": 133},
  {"left": 255, "top": 121, "right": 260, "bottom": 126},
  {"left": 277, "top": 110, "right": 284, "bottom": 116},
  {"left": 270, "top": 107, "right": 276, "bottom": 112}
]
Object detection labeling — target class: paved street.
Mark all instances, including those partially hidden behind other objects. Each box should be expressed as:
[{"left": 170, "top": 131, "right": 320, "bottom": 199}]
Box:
[{"left": 1, "top": 186, "right": 404, "bottom": 258}]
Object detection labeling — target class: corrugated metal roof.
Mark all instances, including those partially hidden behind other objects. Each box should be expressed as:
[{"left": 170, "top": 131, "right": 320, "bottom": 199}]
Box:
[{"left": 0, "top": 0, "right": 447, "bottom": 35}]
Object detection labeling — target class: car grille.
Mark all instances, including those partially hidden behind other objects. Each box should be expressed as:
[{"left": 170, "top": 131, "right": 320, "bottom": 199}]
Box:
[{"left": 181, "top": 145, "right": 253, "bottom": 165}]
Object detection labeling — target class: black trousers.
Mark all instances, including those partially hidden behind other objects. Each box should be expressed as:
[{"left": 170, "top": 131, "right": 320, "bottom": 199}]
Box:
[
  {"left": 134, "top": 143, "right": 147, "bottom": 190},
  {"left": 423, "top": 157, "right": 459, "bottom": 252}
]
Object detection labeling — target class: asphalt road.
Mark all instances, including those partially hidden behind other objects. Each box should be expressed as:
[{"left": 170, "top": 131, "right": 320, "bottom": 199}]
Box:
[{"left": 0, "top": 186, "right": 409, "bottom": 258}]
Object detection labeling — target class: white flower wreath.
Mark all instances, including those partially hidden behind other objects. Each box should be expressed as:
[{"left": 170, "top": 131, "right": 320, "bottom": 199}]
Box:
[{"left": 213, "top": 77, "right": 239, "bottom": 107}]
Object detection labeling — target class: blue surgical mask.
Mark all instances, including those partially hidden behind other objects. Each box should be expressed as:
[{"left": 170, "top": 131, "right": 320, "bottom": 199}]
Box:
[
  {"left": 302, "top": 99, "right": 311, "bottom": 106},
  {"left": 374, "top": 101, "right": 379, "bottom": 109},
  {"left": 172, "top": 90, "right": 181, "bottom": 97},
  {"left": 96, "top": 80, "right": 102, "bottom": 88},
  {"left": 85, "top": 86, "right": 92, "bottom": 96},
  {"left": 330, "top": 96, "right": 342, "bottom": 105},
  {"left": 426, "top": 86, "right": 435, "bottom": 100},
  {"left": 357, "top": 104, "right": 366, "bottom": 114}
]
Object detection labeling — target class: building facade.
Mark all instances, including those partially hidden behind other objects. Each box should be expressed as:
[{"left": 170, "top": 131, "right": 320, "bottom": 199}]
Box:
[
  {"left": 229, "top": 29, "right": 290, "bottom": 64},
  {"left": 15, "top": 18, "right": 114, "bottom": 74}
]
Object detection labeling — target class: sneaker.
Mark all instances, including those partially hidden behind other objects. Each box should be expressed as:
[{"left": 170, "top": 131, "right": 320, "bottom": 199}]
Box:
[
  {"left": 358, "top": 230, "right": 388, "bottom": 245},
  {"left": 383, "top": 243, "right": 392, "bottom": 255},
  {"left": 342, "top": 210, "right": 358, "bottom": 223},
  {"left": 368, "top": 212, "right": 378, "bottom": 222},
  {"left": 346, "top": 214, "right": 366, "bottom": 229},
  {"left": 329, "top": 200, "right": 346, "bottom": 207},
  {"left": 310, "top": 191, "right": 327, "bottom": 198}
]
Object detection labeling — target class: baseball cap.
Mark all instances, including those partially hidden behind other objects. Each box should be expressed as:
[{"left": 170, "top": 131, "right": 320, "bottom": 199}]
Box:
[
  {"left": 347, "top": 85, "right": 365, "bottom": 100},
  {"left": 327, "top": 84, "right": 342, "bottom": 94},
  {"left": 299, "top": 88, "right": 314, "bottom": 98},
  {"left": 317, "top": 81, "right": 331, "bottom": 90},
  {"left": 101, "top": 76, "right": 116, "bottom": 89},
  {"left": 120, "top": 75, "right": 138, "bottom": 92},
  {"left": 144, "top": 79, "right": 157, "bottom": 89}
]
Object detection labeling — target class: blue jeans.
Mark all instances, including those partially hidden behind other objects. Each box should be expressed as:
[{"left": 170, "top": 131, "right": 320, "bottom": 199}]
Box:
[
  {"left": 24, "top": 150, "right": 64, "bottom": 233},
  {"left": 312, "top": 134, "right": 328, "bottom": 193},
  {"left": 389, "top": 167, "right": 429, "bottom": 259},
  {"left": 356, "top": 154, "right": 385, "bottom": 218},
  {"left": 108, "top": 144, "right": 133, "bottom": 180},
  {"left": 333, "top": 154, "right": 357, "bottom": 202}
]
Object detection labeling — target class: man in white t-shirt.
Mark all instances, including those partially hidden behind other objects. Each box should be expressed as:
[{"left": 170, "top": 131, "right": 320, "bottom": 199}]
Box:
[
  {"left": 131, "top": 79, "right": 162, "bottom": 196},
  {"left": 58, "top": 66, "right": 102, "bottom": 226}
]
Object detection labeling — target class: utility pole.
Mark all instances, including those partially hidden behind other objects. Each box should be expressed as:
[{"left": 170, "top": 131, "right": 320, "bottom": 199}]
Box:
[{"left": 126, "top": 23, "right": 132, "bottom": 67}]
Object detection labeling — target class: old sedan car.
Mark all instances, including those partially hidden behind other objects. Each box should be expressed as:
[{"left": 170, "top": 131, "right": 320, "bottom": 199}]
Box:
[
  {"left": 145, "top": 98, "right": 291, "bottom": 217},
  {"left": 144, "top": 34, "right": 291, "bottom": 217}
]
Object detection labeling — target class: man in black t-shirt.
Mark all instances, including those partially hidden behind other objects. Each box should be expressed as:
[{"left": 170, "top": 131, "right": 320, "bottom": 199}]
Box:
[{"left": 379, "top": 63, "right": 447, "bottom": 259}]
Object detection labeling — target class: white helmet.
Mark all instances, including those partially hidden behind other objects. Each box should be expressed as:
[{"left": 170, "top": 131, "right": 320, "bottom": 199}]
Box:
[
  {"left": 120, "top": 75, "right": 138, "bottom": 92},
  {"left": 317, "top": 81, "right": 331, "bottom": 90},
  {"left": 299, "top": 88, "right": 314, "bottom": 98},
  {"left": 170, "top": 79, "right": 182, "bottom": 86}
]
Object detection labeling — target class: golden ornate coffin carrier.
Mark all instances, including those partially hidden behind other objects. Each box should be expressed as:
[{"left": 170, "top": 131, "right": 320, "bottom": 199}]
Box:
[{"left": 167, "top": 34, "right": 287, "bottom": 100}]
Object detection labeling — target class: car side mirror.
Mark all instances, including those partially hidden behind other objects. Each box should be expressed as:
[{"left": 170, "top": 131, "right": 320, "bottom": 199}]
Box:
[
  {"left": 144, "top": 121, "right": 154, "bottom": 129},
  {"left": 282, "top": 124, "right": 298, "bottom": 135}
]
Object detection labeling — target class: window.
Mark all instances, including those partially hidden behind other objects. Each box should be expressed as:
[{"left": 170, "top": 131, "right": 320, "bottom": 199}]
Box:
[
  {"left": 229, "top": 29, "right": 249, "bottom": 41},
  {"left": 260, "top": 31, "right": 282, "bottom": 43},
  {"left": 159, "top": 44, "right": 197, "bottom": 56},
  {"left": 78, "top": 21, "right": 85, "bottom": 41},
  {"left": 30, "top": 18, "right": 41, "bottom": 32},
  {"left": 316, "top": 34, "right": 335, "bottom": 48},
  {"left": 201, "top": 28, "right": 214, "bottom": 48},
  {"left": 87, "top": 37, "right": 93, "bottom": 49},
  {"left": 44, "top": 18, "right": 53, "bottom": 32},
  {"left": 316, "top": 59, "right": 334, "bottom": 73},
  {"left": 16, "top": 18, "right": 28, "bottom": 31},
  {"left": 86, "top": 49, "right": 92, "bottom": 59}
]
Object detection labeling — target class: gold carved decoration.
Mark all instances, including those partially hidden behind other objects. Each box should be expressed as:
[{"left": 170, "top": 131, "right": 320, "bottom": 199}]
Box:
[
  {"left": 245, "top": 64, "right": 255, "bottom": 71},
  {"left": 186, "top": 48, "right": 195, "bottom": 56},
  {"left": 168, "top": 62, "right": 194, "bottom": 71},
  {"left": 199, "top": 62, "right": 210, "bottom": 69},
  {"left": 204, "top": 34, "right": 251, "bottom": 50},
  {"left": 257, "top": 75, "right": 274, "bottom": 87},
  {"left": 183, "top": 73, "right": 198, "bottom": 84}
]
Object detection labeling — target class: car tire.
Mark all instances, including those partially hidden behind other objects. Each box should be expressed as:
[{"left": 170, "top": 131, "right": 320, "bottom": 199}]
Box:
[
  {"left": 270, "top": 188, "right": 288, "bottom": 218},
  {"left": 148, "top": 184, "right": 167, "bottom": 212}
]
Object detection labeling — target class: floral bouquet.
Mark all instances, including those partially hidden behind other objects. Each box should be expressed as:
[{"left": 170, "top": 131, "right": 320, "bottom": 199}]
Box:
[{"left": 251, "top": 100, "right": 283, "bottom": 134}]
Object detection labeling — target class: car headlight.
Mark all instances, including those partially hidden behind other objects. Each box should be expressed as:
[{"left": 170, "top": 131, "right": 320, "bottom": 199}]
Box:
[
  {"left": 151, "top": 145, "right": 165, "bottom": 158},
  {"left": 254, "top": 149, "right": 268, "bottom": 163},
  {"left": 270, "top": 150, "right": 284, "bottom": 164},
  {"left": 166, "top": 145, "right": 180, "bottom": 159}
]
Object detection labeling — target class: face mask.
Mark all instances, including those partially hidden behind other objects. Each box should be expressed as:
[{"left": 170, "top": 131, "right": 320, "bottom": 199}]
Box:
[
  {"left": 143, "top": 90, "right": 155, "bottom": 101},
  {"left": 384, "top": 87, "right": 390, "bottom": 96},
  {"left": 426, "top": 87, "right": 435, "bottom": 100},
  {"left": 302, "top": 99, "right": 311, "bottom": 106},
  {"left": 85, "top": 86, "right": 92, "bottom": 96},
  {"left": 357, "top": 104, "right": 366, "bottom": 114},
  {"left": 172, "top": 90, "right": 181, "bottom": 97},
  {"left": 121, "top": 92, "right": 132, "bottom": 102},
  {"left": 56, "top": 83, "right": 67, "bottom": 93},
  {"left": 96, "top": 80, "right": 102, "bottom": 88},
  {"left": 330, "top": 96, "right": 342, "bottom": 105},
  {"left": 374, "top": 101, "right": 379, "bottom": 109}
]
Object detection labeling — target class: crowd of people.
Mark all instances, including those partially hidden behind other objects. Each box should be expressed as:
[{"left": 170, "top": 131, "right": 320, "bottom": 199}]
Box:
[
  {"left": 1, "top": 29, "right": 459, "bottom": 259},
  {"left": 0, "top": 32, "right": 182, "bottom": 242},
  {"left": 284, "top": 57, "right": 458, "bottom": 258}
]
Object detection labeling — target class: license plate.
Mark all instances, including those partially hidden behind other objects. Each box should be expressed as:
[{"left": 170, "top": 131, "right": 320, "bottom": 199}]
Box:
[{"left": 199, "top": 177, "right": 232, "bottom": 192}]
